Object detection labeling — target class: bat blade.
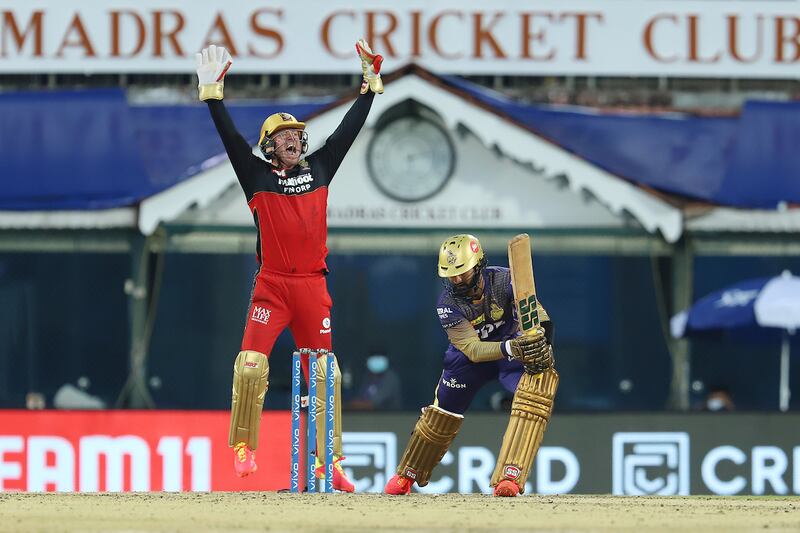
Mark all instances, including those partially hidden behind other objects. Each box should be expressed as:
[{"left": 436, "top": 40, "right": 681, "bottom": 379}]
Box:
[{"left": 508, "top": 233, "right": 539, "bottom": 335}]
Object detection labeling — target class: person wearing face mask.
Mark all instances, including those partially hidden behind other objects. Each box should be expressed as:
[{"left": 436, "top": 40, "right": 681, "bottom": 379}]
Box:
[
  {"left": 384, "top": 234, "right": 556, "bottom": 497},
  {"left": 195, "top": 41, "right": 384, "bottom": 490},
  {"left": 347, "top": 354, "right": 402, "bottom": 411},
  {"left": 698, "top": 387, "right": 735, "bottom": 412}
]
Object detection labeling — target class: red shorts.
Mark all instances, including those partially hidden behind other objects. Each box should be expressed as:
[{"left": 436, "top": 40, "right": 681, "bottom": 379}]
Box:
[{"left": 241, "top": 271, "right": 333, "bottom": 361}]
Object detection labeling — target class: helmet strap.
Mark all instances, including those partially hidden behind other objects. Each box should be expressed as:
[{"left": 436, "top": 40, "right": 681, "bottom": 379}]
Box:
[{"left": 446, "top": 256, "right": 488, "bottom": 300}]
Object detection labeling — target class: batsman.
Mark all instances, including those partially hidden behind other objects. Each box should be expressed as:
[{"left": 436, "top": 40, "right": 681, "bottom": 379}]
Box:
[
  {"left": 195, "top": 40, "right": 384, "bottom": 490},
  {"left": 384, "top": 234, "right": 558, "bottom": 497}
]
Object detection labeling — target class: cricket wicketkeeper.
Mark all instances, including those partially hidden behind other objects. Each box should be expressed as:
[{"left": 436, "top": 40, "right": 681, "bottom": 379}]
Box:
[
  {"left": 195, "top": 40, "right": 384, "bottom": 491},
  {"left": 384, "top": 235, "right": 558, "bottom": 497}
]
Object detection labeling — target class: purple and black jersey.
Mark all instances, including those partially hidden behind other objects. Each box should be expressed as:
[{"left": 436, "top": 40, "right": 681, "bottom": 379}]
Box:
[
  {"left": 436, "top": 266, "right": 517, "bottom": 360},
  {"left": 432, "top": 265, "right": 554, "bottom": 414}
]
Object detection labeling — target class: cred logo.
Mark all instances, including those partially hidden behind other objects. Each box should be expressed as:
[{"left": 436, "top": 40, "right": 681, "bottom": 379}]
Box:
[
  {"left": 612, "top": 432, "right": 689, "bottom": 495},
  {"left": 340, "top": 432, "right": 398, "bottom": 493}
]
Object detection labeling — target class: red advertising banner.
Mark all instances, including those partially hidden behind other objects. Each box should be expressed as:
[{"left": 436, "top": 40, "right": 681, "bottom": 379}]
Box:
[{"left": 0, "top": 411, "right": 296, "bottom": 492}]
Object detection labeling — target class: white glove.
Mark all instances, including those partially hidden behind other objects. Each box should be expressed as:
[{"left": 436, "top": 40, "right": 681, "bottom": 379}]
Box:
[
  {"left": 355, "top": 39, "right": 383, "bottom": 95},
  {"left": 195, "top": 45, "right": 232, "bottom": 101}
]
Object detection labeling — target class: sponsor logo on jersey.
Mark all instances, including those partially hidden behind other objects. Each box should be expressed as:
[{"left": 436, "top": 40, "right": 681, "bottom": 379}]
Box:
[
  {"left": 278, "top": 174, "right": 314, "bottom": 187},
  {"left": 470, "top": 314, "right": 486, "bottom": 326},
  {"left": 320, "top": 316, "right": 331, "bottom": 334},
  {"left": 251, "top": 306, "right": 271, "bottom": 325},
  {"left": 443, "top": 377, "right": 467, "bottom": 389},
  {"left": 437, "top": 307, "right": 454, "bottom": 320}
]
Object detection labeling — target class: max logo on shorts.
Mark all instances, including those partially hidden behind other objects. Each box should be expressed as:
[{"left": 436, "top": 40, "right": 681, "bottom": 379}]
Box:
[
  {"left": 251, "top": 306, "right": 271, "bottom": 325},
  {"left": 320, "top": 316, "right": 331, "bottom": 334}
]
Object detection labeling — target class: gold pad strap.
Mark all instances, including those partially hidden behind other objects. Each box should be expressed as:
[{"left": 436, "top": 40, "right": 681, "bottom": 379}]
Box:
[
  {"left": 490, "top": 369, "right": 559, "bottom": 492},
  {"left": 396, "top": 405, "right": 464, "bottom": 487},
  {"left": 228, "top": 350, "right": 269, "bottom": 449},
  {"left": 314, "top": 354, "right": 343, "bottom": 456}
]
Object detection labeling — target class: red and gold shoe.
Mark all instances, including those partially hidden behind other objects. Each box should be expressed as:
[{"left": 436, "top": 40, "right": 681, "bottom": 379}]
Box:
[
  {"left": 315, "top": 455, "right": 355, "bottom": 493},
  {"left": 384, "top": 474, "right": 412, "bottom": 495},
  {"left": 233, "top": 442, "right": 257, "bottom": 478},
  {"left": 493, "top": 479, "right": 520, "bottom": 497}
]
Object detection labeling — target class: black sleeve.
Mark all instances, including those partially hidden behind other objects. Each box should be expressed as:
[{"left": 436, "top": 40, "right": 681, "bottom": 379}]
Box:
[
  {"left": 543, "top": 320, "right": 555, "bottom": 346},
  {"left": 309, "top": 92, "right": 374, "bottom": 184},
  {"left": 207, "top": 100, "right": 262, "bottom": 187}
]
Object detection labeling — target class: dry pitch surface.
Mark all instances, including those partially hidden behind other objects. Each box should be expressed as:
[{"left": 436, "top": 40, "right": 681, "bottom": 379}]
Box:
[{"left": 1, "top": 492, "right": 798, "bottom": 532}]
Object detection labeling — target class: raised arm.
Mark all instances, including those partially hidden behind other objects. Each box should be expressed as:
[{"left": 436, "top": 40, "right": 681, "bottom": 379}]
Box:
[
  {"left": 196, "top": 45, "right": 261, "bottom": 182},
  {"left": 311, "top": 39, "right": 384, "bottom": 182}
]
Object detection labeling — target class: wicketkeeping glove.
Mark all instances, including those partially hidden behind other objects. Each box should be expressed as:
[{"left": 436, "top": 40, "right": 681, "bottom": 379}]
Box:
[
  {"left": 195, "top": 45, "right": 233, "bottom": 101},
  {"left": 356, "top": 39, "right": 384, "bottom": 95},
  {"left": 505, "top": 328, "right": 554, "bottom": 374}
]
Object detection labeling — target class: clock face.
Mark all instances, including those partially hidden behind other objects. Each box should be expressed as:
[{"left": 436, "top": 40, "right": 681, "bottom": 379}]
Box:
[{"left": 367, "top": 116, "right": 455, "bottom": 202}]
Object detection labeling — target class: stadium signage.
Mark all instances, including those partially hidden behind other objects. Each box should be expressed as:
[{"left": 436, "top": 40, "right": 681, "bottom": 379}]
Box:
[
  {"left": 0, "top": 1, "right": 798, "bottom": 77},
  {"left": 1, "top": 411, "right": 798, "bottom": 495}
]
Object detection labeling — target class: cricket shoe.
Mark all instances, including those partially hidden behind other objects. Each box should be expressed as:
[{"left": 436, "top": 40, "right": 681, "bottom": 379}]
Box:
[
  {"left": 493, "top": 479, "right": 520, "bottom": 497},
  {"left": 315, "top": 455, "right": 355, "bottom": 493},
  {"left": 383, "top": 474, "right": 412, "bottom": 495},
  {"left": 233, "top": 442, "right": 257, "bottom": 477}
]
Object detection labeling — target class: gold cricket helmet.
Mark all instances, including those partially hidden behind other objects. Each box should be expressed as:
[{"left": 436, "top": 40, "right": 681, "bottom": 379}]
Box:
[
  {"left": 258, "top": 112, "right": 306, "bottom": 146},
  {"left": 438, "top": 234, "right": 485, "bottom": 278}
]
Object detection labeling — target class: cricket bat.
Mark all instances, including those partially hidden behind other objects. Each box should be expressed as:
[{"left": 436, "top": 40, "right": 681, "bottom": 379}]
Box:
[{"left": 508, "top": 233, "right": 539, "bottom": 336}]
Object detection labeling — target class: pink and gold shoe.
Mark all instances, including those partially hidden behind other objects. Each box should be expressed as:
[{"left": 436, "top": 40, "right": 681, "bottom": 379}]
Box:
[
  {"left": 233, "top": 442, "right": 257, "bottom": 478},
  {"left": 315, "top": 455, "right": 355, "bottom": 492},
  {"left": 493, "top": 479, "right": 520, "bottom": 497},
  {"left": 384, "top": 474, "right": 412, "bottom": 495}
]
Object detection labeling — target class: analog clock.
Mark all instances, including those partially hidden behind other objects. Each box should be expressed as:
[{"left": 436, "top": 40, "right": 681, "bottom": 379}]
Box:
[{"left": 367, "top": 116, "right": 455, "bottom": 202}]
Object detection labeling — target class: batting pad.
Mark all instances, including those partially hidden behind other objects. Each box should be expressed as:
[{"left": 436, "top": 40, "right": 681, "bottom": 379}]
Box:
[
  {"left": 228, "top": 350, "right": 270, "bottom": 449},
  {"left": 490, "top": 369, "right": 559, "bottom": 492},
  {"left": 396, "top": 405, "right": 464, "bottom": 487}
]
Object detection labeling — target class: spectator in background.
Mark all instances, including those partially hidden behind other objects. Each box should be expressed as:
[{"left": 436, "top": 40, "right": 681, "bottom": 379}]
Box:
[
  {"left": 697, "top": 386, "right": 735, "bottom": 412},
  {"left": 346, "top": 353, "right": 402, "bottom": 411},
  {"left": 25, "top": 392, "right": 45, "bottom": 410}
]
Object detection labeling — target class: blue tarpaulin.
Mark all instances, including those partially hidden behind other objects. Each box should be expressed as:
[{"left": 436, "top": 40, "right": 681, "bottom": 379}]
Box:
[
  {"left": 445, "top": 76, "right": 800, "bottom": 208},
  {"left": 0, "top": 88, "right": 330, "bottom": 210},
  {"left": 1, "top": 77, "right": 799, "bottom": 211}
]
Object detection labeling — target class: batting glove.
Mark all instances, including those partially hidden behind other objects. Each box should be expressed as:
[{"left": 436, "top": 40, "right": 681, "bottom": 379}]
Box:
[
  {"left": 195, "top": 45, "right": 233, "bottom": 101},
  {"left": 356, "top": 39, "right": 384, "bottom": 95},
  {"left": 505, "top": 328, "right": 554, "bottom": 374}
]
